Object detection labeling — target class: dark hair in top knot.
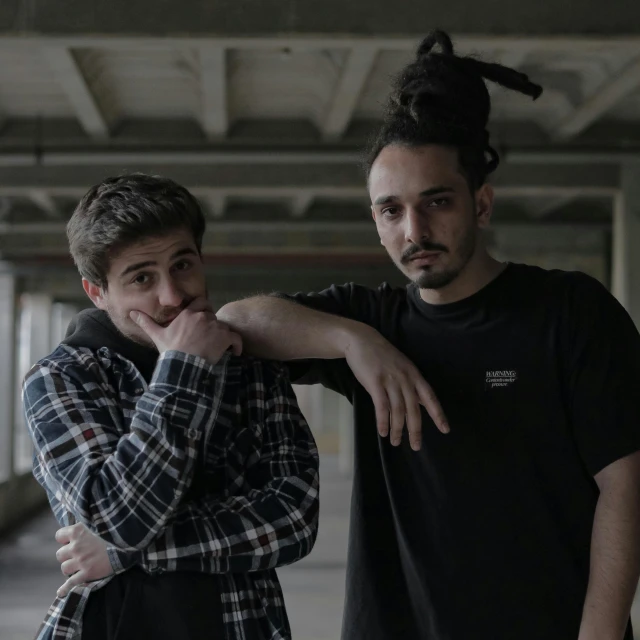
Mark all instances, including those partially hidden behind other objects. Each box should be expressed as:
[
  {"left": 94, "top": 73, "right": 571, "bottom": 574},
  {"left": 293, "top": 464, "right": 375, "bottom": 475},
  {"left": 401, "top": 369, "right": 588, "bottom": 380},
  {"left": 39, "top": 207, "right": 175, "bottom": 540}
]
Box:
[{"left": 365, "top": 30, "right": 543, "bottom": 190}]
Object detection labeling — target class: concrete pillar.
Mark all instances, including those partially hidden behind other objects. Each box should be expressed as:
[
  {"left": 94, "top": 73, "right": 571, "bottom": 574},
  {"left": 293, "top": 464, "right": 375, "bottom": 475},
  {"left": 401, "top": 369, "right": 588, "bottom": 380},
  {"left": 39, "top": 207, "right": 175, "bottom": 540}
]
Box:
[
  {"left": 51, "top": 302, "right": 79, "bottom": 346},
  {"left": 309, "top": 385, "right": 325, "bottom": 433},
  {"left": 0, "top": 274, "right": 17, "bottom": 483},
  {"left": 337, "top": 393, "right": 353, "bottom": 476},
  {"left": 14, "top": 294, "right": 53, "bottom": 475},
  {"left": 612, "top": 163, "right": 640, "bottom": 329}
]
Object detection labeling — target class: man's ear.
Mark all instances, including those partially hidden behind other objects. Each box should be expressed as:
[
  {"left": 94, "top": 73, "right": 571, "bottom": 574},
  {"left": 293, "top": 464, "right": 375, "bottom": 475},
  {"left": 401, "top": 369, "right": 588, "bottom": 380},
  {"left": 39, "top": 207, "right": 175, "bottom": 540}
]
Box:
[
  {"left": 475, "top": 183, "right": 494, "bottom": 229},
  {"left": 82, "top": 279, "right": 107, "bottom": 310}
]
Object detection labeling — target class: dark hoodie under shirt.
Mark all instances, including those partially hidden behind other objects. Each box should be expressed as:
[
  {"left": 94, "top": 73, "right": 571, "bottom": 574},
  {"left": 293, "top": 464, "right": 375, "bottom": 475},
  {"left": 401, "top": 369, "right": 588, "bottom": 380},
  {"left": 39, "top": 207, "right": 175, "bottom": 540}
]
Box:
[{"left": 63, "top": 308, "right": 225, "bottom": 640}]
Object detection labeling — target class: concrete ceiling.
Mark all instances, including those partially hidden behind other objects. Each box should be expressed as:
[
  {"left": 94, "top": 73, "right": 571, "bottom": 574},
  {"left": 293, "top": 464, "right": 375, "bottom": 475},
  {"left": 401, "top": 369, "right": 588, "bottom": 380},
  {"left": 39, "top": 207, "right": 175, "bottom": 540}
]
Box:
[{"left": 0, "top": 1, "right": 638, "bottom": 264}]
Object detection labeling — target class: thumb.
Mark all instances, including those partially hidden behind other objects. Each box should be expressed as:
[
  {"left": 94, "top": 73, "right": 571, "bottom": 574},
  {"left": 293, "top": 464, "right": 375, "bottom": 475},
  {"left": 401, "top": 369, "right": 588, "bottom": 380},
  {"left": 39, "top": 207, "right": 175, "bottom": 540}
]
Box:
[{"left": 129, "top": 310, "right": 161, "bottom": 339}]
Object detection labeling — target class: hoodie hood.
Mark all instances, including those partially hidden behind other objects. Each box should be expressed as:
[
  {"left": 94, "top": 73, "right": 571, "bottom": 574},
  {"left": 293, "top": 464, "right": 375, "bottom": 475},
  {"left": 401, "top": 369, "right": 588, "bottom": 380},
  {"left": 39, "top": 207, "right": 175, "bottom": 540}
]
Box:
[{"left": 63, "top": 308, "right": 158, "bottom": 383}]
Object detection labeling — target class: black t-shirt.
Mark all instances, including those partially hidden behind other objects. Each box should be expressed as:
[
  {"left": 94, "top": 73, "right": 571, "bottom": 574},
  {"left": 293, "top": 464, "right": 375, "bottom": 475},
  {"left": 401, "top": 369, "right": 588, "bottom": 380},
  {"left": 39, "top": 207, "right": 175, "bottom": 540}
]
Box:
[{"left": 284, "top": 263, "right": 640, "bottom": 640}]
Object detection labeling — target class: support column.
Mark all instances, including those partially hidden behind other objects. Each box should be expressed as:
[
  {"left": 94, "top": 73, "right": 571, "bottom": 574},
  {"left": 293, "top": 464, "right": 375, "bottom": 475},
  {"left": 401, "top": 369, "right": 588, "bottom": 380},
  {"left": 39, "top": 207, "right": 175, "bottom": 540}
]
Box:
[
  {"left": 14, "top": 293, "right": 52, "bottom": 475},
  {"left": 338, "top": 394, "right": 353, "bottom": 477},
  {"left": 0, "top": 273, "right": 16, "bottom": 483},
  {"left": 51, "top": 302, "right": 79, "bottom": 346},
  {"left": 612, "top": 163, "right": 640, "bottom": 329}
]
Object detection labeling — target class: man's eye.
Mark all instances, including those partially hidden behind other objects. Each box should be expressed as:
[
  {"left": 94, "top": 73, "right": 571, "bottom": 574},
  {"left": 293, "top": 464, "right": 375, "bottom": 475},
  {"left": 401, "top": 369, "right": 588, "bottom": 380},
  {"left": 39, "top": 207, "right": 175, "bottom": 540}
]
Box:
[
  {"left": 174, "top": 261, "right": 191, "bottom": 271},
  {"left": 429, "top": 198, "right": 450, "bottom": 207},
  {"left": 382, "top": 207, "right": 400, "bottom": 216},
  {"left": 133, "top": 274, "right": 149, "bottom": 285}
]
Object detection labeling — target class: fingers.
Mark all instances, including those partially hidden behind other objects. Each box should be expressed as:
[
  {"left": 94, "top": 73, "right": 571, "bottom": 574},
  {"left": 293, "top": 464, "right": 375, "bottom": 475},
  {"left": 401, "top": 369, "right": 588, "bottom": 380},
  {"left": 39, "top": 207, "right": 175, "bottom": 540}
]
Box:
[
  {"left": 402, "top": 388, "right": 423, "bottom": 451},
  {"left": 387, "top": 383, "right": 406, "bottom": 447},
  {"left": 61, "top": 559, "right": 78, "bottom": 577},
  {"left": 416, "top": 379, "right": 450, "bottom": 434},
  {"left": 56, "top": 544, "right": 71, "bottom": 563},
  {"left": 129, "top": 310, "right": 161, "bottom": 340},
  {"left": 370, "top": 388, "right": 390, "bottom": 439},
  {"left": 55, "top": 527, "right": 72, "bottom": 545},
  {"left": 57, "top": 572, "right": 87, "bottom": 598}
]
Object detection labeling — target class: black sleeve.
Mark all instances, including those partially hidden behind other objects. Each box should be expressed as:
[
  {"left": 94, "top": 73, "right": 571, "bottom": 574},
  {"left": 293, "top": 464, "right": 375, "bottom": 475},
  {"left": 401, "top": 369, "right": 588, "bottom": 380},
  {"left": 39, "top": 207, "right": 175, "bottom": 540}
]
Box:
[
  {"left": 273, "top": 283, "right": 384, "bottom": 397},
  {"left": 564, "top": 274, "right": 640, "bottom": 476}
]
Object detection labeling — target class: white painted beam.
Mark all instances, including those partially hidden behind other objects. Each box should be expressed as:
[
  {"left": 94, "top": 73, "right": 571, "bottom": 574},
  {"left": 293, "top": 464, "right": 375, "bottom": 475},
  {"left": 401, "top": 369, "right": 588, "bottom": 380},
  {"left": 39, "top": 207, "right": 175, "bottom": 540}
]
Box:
[
  {"left": 44, "top": 46, "right": 110, "bottom": 140},
  {"left": 290, "top": 193, "right": 314, "bottom": 218},
  {"left": 9, "top": 36, "right": 640, "bottom": 54},
  {"left": 206, "top": 192, "right": 227, "bottom": 218},
  {"left": 27, "top": 189, "right": 61, "bottom": 219},
  {"left": 199, "top": 46, "right": 228, "bottom": 138},
  {"left": 487, "top": 50, "right": 529, "bottom": 95},
  {"left": 0, "top": 221, "right": 611, "bottom": 236},
  {"left": 553, "top": 55, "right": 640, "bottom": 141},
  {"left": 0, "top": 164, "right": 619, "bottom": 196},
  {"left": 0, "top": 197, "right": 11, "bottom": 221},
  {"left": 612, "top": 163, "right": 640, "bottom": 327},
  {"left": 322, "top": 46, "right": 378, "bottom": 140},
  {"left": 525, "top": 193, "right": 580, "bottom": 219},
  {"left": 0, "top": 147, "right": 632, "bottom": 170}
]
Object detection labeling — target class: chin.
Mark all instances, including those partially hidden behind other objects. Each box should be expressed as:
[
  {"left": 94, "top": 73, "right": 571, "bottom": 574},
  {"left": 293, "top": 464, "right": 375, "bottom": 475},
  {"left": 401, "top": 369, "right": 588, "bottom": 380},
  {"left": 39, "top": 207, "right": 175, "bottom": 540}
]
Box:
[
  {"left": 414, "top": 268, "right": 460, "bottom": 290},
  {"left": 113, "top": 318, "right": 155, "bottom": 348}
]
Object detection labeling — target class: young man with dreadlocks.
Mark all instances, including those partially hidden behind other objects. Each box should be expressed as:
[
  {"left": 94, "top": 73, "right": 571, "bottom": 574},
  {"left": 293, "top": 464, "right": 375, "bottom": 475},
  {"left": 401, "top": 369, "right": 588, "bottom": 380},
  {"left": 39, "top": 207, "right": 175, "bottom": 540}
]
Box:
[{"left": 217, "top": 31, "right": 640, "bottom": 640}]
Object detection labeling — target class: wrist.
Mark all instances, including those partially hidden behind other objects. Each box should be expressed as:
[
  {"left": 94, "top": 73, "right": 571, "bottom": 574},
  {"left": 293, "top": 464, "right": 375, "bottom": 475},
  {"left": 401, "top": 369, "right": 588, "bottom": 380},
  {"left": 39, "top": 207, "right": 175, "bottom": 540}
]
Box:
[{"left": 336, "top": 319, "right": 375, "bottom": 358}]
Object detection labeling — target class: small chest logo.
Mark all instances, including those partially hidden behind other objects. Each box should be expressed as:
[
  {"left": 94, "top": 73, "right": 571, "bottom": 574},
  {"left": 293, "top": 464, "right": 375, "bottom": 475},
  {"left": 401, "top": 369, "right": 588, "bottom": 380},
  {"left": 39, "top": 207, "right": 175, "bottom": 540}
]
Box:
[{"left": 485, "top": 369, "right": 518, "bottom": 390}]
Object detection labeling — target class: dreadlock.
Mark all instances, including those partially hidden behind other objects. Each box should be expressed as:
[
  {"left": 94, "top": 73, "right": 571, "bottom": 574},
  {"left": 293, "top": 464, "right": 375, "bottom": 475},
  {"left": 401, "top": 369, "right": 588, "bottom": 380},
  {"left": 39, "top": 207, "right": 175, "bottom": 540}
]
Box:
[{"left": 365, "top": 30, "right": 543, "bottom": 191}]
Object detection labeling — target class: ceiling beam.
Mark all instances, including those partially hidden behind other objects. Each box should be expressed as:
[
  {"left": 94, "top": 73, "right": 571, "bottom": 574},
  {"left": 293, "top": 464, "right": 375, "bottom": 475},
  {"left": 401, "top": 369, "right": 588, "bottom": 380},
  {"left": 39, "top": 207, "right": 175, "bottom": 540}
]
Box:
[
  {"left": 321, "top": 46, "right": 378, "bottom": 140},
  {"left": 0, "top": 220, "right": 611, "bottom": 238},
  {"left": 27, "top": 189, "right": 62, "bottom": 219},
  {"left": 3, "top": 0, "right": 640, "bottom": 40},
  {"left": 526, "top": 194, "right": 580, "bottom": 219},
  {"left": 0, "top": 197, "right": 11, "bottom": 221},
  {"left": 44, "top": 46, "right": 110, "bottom": 140},
  {"left": 553, "top": 55, "right": 640, "bottom": 141},
  {"left": 0, "top": 36, "right": 638, "bottom": 53},
  {"left": 0, "top": 146, "right": 636, "bottom": 169},
  {"left": 0, "top": 160, "right": 619, "bottom": 196},
  {"left": 206, "top": 192, "right": 226, "bottom": 218},
  {"left": 199, "top": 45, "right": 228, "bottom": 138},
  {"left": 290, "top": 193, "right": 315, "bottom": 218}
]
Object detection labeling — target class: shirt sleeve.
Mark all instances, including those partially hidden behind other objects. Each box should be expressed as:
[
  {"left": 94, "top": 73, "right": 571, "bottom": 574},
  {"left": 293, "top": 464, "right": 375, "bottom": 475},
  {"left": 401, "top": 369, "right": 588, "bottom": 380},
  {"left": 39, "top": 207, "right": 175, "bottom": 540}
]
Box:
[
  {"left": 122, "top": 361, "right": 320, "bottom": 575},
  {"left": 23, "top": 349, "right": 229, "bottom": 551},
  {"left": 564, "top": 274, "right": 640, "bottom": 476}
]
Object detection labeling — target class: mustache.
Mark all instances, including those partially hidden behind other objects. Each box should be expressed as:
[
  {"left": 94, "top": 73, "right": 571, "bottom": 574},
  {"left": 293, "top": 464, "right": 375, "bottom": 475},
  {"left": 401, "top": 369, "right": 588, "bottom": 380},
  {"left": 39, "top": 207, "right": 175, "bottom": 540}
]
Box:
[
  {"left": 401, "top": 242, "right": 448, "bottom": 264},
  {"left": 153, "top": 297, "right": 195, "bottom": 324}
]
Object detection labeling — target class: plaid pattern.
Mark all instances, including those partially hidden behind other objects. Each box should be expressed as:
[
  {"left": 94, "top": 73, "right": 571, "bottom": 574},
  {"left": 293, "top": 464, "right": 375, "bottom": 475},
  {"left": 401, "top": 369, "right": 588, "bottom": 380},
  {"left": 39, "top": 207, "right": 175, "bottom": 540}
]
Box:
[{"left": 23, "top": 345, "right": 319, "bottom": 640}]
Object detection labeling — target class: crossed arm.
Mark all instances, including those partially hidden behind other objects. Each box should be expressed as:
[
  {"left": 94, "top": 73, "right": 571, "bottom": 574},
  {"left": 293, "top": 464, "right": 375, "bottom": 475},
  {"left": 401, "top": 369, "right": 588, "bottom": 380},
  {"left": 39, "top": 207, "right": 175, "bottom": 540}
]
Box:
[{"left": 26, "top": 351, "right": 318, "bottom": 596}]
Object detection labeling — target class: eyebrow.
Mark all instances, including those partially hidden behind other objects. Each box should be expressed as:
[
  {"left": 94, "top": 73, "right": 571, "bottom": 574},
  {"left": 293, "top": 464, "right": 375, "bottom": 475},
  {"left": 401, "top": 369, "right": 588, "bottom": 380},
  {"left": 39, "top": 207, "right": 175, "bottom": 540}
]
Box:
[
  {"left": 373, "top": 185, "right": 455, "bottom": 206},
  {"left": 119, "top": 247, "right": 198, "bottom": 279}
]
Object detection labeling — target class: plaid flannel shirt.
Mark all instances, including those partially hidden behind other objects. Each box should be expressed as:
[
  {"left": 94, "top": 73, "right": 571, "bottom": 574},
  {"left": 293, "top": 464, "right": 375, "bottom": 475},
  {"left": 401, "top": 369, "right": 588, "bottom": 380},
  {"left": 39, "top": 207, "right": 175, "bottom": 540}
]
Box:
[{"left": 23, "top": 345, "right": 319, "bottom": 640}]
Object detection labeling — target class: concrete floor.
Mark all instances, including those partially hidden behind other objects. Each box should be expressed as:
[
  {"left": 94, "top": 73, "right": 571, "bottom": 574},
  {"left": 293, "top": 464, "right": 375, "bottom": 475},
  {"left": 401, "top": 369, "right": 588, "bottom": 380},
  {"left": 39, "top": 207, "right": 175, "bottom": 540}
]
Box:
[{"left": 3, "top": 454, "right": 640, "bottom": 640}]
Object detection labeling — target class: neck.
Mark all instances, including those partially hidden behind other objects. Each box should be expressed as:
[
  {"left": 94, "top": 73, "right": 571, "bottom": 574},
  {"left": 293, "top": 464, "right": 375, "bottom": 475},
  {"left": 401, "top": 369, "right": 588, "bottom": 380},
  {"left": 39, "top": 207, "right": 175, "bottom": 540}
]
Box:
[{"left": 418, "top": 250, "right": 506, "bottom": 305}]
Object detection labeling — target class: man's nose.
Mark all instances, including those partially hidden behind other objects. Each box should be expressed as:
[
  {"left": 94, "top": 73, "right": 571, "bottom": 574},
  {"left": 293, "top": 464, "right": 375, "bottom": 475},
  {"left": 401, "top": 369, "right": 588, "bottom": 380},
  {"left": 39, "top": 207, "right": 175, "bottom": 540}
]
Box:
[
  {"left": 157, "top": 278, "right": 183, "bottom": 308},
  {"left": 404, "top": 207, "right": 429, "bottom": 244}
]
